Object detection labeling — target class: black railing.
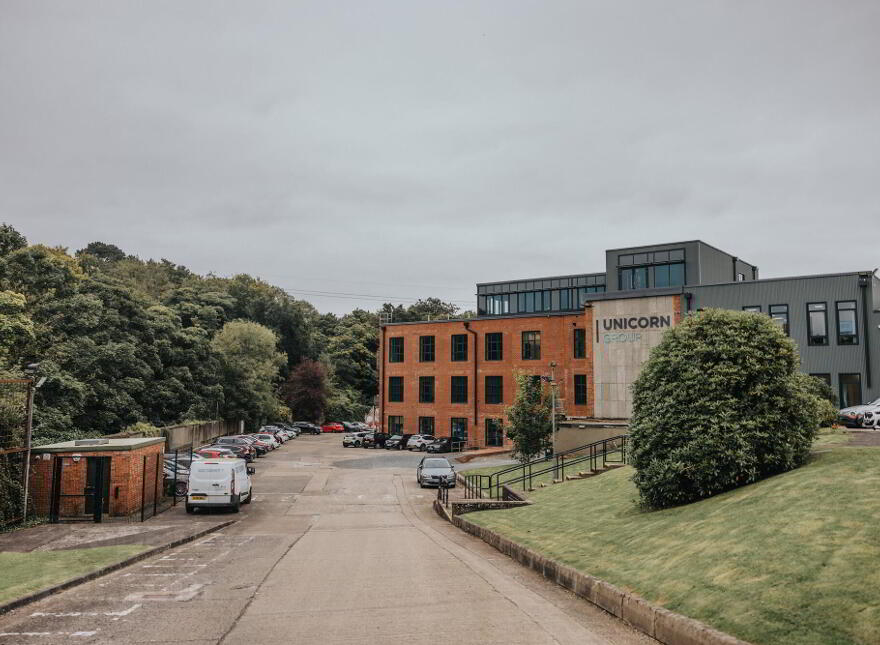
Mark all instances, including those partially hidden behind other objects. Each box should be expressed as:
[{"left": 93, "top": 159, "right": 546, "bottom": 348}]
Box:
[
  {"left": 437, "top": 481, "right": 450, "bottom": 507},
  {"left": 465, "top": 435, "right": 628, "bottom": 498}
]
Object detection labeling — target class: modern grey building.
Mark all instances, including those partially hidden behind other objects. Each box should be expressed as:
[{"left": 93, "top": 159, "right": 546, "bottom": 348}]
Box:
[{"left": 477, "top": 240, "right": 879, "bottom": 407}]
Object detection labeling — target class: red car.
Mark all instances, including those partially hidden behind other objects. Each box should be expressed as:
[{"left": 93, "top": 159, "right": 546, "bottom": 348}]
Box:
[{"left": 321, "top": 422, "right": 344, "bottom": 433}]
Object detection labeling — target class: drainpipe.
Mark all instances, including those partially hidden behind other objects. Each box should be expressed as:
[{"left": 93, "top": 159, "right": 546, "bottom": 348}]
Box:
[
  {"left": 859, "top": 274, "right": 872, "bottom": 389},
  {"left": 752, "top": 266, "right": 758, "bottom": 281},
  {"left": 684, "top": 292, "right": 693, "bottom": 314},
  {"left": 379, "top": 325, "right": 386, "bottom": 432},
  {"left": 732, "top": 256, "right": 738, "bottom": 281},
  {"left": 464, "top": 322, "right": 478, "bottom": 439}
]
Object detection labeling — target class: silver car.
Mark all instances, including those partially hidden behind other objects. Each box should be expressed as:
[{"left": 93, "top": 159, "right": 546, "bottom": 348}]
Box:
[{"left": 417, "top": 457, "right": 456, "bottom": 488}]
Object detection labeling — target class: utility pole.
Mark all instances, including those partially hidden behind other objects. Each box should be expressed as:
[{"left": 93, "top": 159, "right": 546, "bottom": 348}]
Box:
[{"left": 550, "top": 361, "right": 557, "bottom": 463}]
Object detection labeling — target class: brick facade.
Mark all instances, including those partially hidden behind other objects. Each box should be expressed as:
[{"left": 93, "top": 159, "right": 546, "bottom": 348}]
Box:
[
  {"left": 28, "top": 440, "right": 165, "bottom": 519},
  {"left": 379, "top": 313, "right": 591, "bottom": 448}
]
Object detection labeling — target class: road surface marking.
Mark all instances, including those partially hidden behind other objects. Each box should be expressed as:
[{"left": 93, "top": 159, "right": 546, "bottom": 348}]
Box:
[{"left": 30, "top": 605, "right": 140, "bottom": 619}]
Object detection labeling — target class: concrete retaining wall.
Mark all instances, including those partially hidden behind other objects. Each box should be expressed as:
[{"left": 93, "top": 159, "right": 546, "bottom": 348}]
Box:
[
  {"left": 440, "top": 507, "right": 749, "bottom": 645},
  {"left": 164, "top": 420, "right": 241, "bottom": 450}
]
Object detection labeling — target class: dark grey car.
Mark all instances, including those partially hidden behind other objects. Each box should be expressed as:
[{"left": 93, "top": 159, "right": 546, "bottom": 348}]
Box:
[{"left": 417, "top": 457, "right": 456, "bottom": 488}]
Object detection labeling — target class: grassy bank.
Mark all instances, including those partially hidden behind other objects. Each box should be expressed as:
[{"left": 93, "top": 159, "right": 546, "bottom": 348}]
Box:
[
  {"left": 466, "top": 446, "right": 880, "bottom": 645},
  {"left": 0, "top": 545, "right": 148, "bottom": 604}
]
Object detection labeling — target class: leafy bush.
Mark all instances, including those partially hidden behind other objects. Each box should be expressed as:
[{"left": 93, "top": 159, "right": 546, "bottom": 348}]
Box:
[{"left": 630, "top": 308, "right": 821, "bottom": 509}]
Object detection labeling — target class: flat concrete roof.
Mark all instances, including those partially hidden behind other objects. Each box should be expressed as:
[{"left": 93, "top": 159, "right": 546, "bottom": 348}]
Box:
[{"left": 33, "top": 437, "right": 165, "bottom": 453}]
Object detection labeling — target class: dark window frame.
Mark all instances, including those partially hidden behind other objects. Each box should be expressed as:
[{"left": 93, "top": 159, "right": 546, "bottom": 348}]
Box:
[
  {"left": 839, "top": 373, "right": 862, "bottom": 408},
  {"left": 485, "top": 333, "right": 503, "bottom": 361},
  {"left": 419, "top": 335, "right": 435, "bottom": 362},
  {"left": 574, "top": 374, "right": 587, "bottom": 405},
  {"left": 450, "top": 376, "right": 468, "bottom": 404},
  {"left": 769, "top": 304, "right": 789, "bottom": 336},
  {"left": 418, "top": 416, "right": 435, "bottom": 436},
  {"left": 485, "top": 375, "right": 503, "bottom": 405},
  {"left": 388, "top": 415, "right": 404, "bottom": 434},
  {"left": 418, "top": 376, "right": 434, "bottom": 403},
  {"left": 388, "top": 337, "right": 404, "bottom": 363},
  {"left": 522, "top": 331, "right": 541, "bottom": 360},
  {"left": 807, "top": 302, "right": 829, "bottom": 346},
  {"left": 485, "top": 418, "right": 503, "bottom": 447},
  {"left": 835, "top": 300, "right": 859, "bottom": 346},
  {"left": 451, "top": 417, "right": 468, "bottom": 442},
  {"left": 388, "top": 376, "right": 404, "bottom": 403},
  {"left": 573, "top": 328, "right": 586, "bottom": 359},
  {"left": 742, "top": 305, "right": 762, "bottom": 313},
  {"left": 451, "top": 334, "right": 468, "bottom": 361}
]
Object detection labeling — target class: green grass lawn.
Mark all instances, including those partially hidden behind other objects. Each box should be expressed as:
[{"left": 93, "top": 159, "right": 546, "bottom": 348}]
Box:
[
  {"left": 0, "top": 545, "right": 148, "bottom": 605},
  {"left": 466, "top": 445, "right": 880, "bottom": 645}
]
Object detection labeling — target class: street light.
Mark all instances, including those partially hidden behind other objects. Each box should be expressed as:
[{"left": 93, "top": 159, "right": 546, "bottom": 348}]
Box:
[{"left": 22, "top": 363, "right": 44, "bottom": 519}]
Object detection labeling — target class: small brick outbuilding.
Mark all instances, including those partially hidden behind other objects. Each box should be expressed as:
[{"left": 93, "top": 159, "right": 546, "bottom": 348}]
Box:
[{"left": 28, "top": 437, "right": 166, "bottom": 520}]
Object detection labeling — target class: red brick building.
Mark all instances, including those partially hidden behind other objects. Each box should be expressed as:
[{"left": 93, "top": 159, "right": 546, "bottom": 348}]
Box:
[
  {"left": 28, "top": 437, "right": 165, "bottom": 520},
  {"left": 378, "top": 313, "right": 592, "bottom": 449}
]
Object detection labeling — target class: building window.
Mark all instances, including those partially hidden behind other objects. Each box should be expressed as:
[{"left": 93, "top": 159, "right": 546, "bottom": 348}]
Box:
[
  {"left": 485, "top": 333, "right": 503, "bottom": 361},
  {"left": 451, "top": 418, "right": 468, "bottom": 444},
  {"left": 451, "top": 334, "right": 468, "bottom": 361},
  {"left": 522, "top": 331, "right": 541, "bottom": 360},
  {"left": 839, "top": 373, "right": 862, "bottom": 408},
  {"left": 619, "top": 266, "right": 649, "bottom": 290},
  {"left": 485, "top": 419, "right": 503, "bottom": 447},
  {"left": 388, "top": 416, "right": 404, "bottom": 434},
  {"left": 836, "top": 301, "right": 858, "bottom": 345},
  {"left": 573, "top": 328, "right": 586, "bottom": 359},
  {"left": 743, "top": 305, "right": 761, "bottom": 313},
  {"left": 388, "top": 377, "right": 404, "bottom": 402},
  {"left": 388, "top": 337, "right": 404, "bottom": 363},
  {"left": 485, "top": 376, "right": 503, "bottom": 404},
  {"left": 810, "top": 373, "right": 832, "bottom": 388},
  {"left": 736, "top": 273, "right": 745, "bottom": 282},
  {"left": 488, "top": 294, "right": 509, "bottom": 315},
  {"left": 419, "top": 376, "right": 434, "bottom": 403},
  {"left": 807, "top": 303, "right": 828, "bottom": 346},
  {"left": 451, "top": 376, "right": 468, "bottom": 403},
  {"left": 619, "top": 250, "right": 685, "bottom": 290},
  {"left": 418, "top": 417, "right": 435, "bottom": 436},
  {"left": 419, "top": 335, "right": 435, "bottom": 362},
  {"left": 769, "top": 304, "right": 789, "bottom": 336},
  {"left": 574, "top": 374, "right": 587, "bottom": 405}
]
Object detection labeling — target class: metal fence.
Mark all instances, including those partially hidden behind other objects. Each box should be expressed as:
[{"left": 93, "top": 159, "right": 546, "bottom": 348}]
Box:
[{"left": 0, "top": 379, "right": 31, "bottom": 526}]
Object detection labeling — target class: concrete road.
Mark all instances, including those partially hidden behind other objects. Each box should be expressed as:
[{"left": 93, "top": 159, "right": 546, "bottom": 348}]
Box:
[{"left": 0, "top": 435, "right": 653, "bottom": 645}]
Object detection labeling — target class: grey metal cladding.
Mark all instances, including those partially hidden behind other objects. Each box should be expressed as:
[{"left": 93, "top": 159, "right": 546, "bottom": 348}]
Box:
[
  {"left": 605, "top": 241, "right": 701, "bottom": 290},
  {"left": 690, "top": 272, "right": 878, "bottom": 401}
]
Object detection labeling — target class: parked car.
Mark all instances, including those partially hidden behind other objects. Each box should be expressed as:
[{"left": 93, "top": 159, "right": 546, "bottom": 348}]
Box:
[
  {"left": 293, "top": 422, "right": 321, "bottom": 435},
  {"left": 253, "top": 433, "right": 280, "bottom": 450},
  {"left": 214, "top": 436, "right": 259, "bottom": 459},
  {"left": 194, "top": 446, "right": 238, "bottom": 459},
  {"left": 322, "top": 422, "right": 344, "bottom": 433},
  {"left": 838, "top": 398, "right": 880, "bottom": 428},
  {"left": 163, "top": 462, "right": 189, "bottom": 496},
  {"left": 426, "top": 437, "right": 466, "bottom": 453},
  {"left": 186, "top": 459, "right": 253, "bottom": 513},
  {"left": 342, "top": 431, "right": 371, "bottom": 447},
  {"left": 363, "top": 432, "right": 389, "bottom": 448},
  {"left": 416, "top": 456, "right": 456, "bottom": 488},
  {"left": 341, "top": 422, "right": 359, "bottom": 433},
  {"left": 406, "top": 434, "right": 435, "bottom": 451},
  {"left": 385, "top": 434, "right": 414, "bottom": 450}
]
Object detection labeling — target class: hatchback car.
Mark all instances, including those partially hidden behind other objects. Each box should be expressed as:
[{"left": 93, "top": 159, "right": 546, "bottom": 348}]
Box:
[
  {"left": 322, "top": 422, "right": 344, "bottom": 433},
  {"left": 426, "top": 437, "right": 466, "bottom": 453},
  {"left": 343, "top": 431, "right": 371, "bottom": 447},
  {"left": 293, "top": 422, "right": 321, "bottom": 435},
  {"left": 417, "top": 456, "right": 456, "bottom": 488}
]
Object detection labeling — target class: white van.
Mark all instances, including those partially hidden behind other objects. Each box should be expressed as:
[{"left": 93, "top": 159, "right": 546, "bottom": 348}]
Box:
[{"left": 186, "top": 459, "right": 253, "bottom": 513}]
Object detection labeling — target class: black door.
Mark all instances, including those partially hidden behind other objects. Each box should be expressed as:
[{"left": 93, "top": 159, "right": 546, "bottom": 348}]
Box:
[
  {"left": 485, "top": 419, "right": 503, "bottom": 447},
  {"left": 84, "top": 457, "right": 111, "bottom": 516}
]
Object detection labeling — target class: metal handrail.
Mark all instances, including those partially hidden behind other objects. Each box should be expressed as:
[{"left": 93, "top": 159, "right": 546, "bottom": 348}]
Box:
[{"left": 466, "top": 435, "right": 628, "bottom": 498}]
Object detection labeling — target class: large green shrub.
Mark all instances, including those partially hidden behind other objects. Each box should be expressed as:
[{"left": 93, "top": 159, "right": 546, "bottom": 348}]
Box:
[{"left": 630, "top": 308, "right": 821, "bottom": 509}]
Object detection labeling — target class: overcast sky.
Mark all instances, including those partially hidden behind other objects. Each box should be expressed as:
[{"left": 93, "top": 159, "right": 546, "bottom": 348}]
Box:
[{"left": 2, "top": 1, "right": 879, "bottom": 314}]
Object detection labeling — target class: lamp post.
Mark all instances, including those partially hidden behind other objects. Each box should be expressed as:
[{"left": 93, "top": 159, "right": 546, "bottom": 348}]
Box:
[
  {"left": 549, "top": 362, "right": 557, "bottom": 477},
  {"left": 21, "top": 363, "right": 44, "bottom": 520}
]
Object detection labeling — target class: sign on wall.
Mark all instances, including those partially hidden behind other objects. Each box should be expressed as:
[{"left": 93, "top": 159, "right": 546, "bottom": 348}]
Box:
[{"left": 591, "top": 295, "right": 680, "bottom": 419}]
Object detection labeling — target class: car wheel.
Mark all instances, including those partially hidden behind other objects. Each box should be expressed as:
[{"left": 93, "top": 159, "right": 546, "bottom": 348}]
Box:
[
  {"left": 243, "top": 488, "right": 252, "bottom": 504},
  {"left": 175, "top": 481, "right": 188, "bottom": 496},
  {"left": 185, "top": 504, "right": 194, "bottom": 514},
  {"left": 420, "top": 445, "right": 427, "bottom": 451},
  {"left": 231, "top": 495, "right": 241, "bottom": 513}
]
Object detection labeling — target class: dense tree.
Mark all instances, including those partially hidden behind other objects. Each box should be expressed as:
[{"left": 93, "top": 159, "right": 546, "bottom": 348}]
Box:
[
  {"left": 629, "top": 309, "right": 823, "bottom": 509},
  {"left": 0, "top": 291, "right": 33, "bottom": 370},
  {"left": 77, "top": 241, "right": 128, "bottom": 263},
  {"left": 505, "top": 372, "right": 553, "bottom": 462},
  {"left": 282, "top": 360, "right": 329, "bottom": 422},
  {"left": 0, "top": 224, "right": 27, "bottom": 257},
  {"left": 211, "top": 321, "right": 286, "bottom": 428}
]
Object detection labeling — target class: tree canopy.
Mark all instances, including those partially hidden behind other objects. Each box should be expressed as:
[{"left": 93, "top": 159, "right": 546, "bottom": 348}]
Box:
[
  {"left": 0, "top": 223, "right": 465, "bottom": 444},
  {"left": 629, "top": 308, "right": 824, "bottom": 509}
]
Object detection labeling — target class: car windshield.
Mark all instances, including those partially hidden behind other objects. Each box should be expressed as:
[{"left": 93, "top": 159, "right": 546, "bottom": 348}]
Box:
[
  {"left": 388, "top": 435, "right": 401, "bottom": 440},
  {"left": 869, "top": 398, "right": 880, "bottom": 406},
  {"left": 423, "top": 459, "right": 450, "bottom": 468}
]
